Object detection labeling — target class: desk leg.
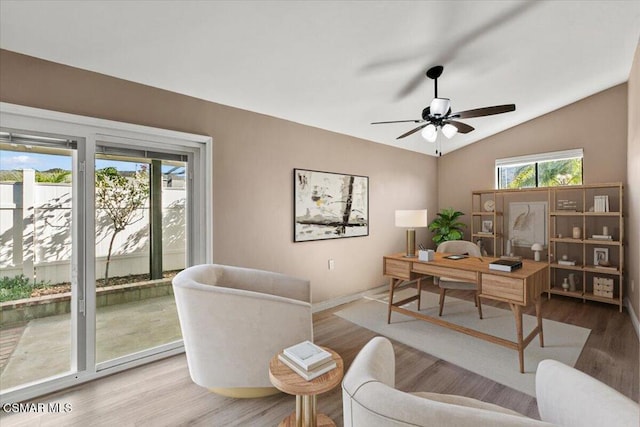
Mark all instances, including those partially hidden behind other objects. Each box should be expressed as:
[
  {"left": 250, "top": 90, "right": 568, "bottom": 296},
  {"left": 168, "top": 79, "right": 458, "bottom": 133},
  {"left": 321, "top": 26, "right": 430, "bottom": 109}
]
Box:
[
  {"left": 510, "top": 303, "right": 525, "bottom": 373},
  {"left": 416, "top": 278, "right": 422, "bottom": 311},
  {"left": 387, "top": 278, "right": 396, "bottom": 324},
  {"left": 535, "top": 296, "right": 544, "bottom": 348}
]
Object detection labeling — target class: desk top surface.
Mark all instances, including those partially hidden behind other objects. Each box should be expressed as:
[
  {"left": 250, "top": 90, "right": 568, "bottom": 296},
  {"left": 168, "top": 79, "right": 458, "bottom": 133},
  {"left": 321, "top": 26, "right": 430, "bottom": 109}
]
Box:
[{"left": 384, "top": 252, "right": 548, "bottom": 279}]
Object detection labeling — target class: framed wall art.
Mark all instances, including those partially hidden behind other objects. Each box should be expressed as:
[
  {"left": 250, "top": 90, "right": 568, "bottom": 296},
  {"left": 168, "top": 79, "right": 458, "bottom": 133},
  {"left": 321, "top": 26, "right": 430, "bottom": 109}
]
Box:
[
  {"left": 508, "top": 201, "right": 548, "bottom": 247},
  {"left": 293, "top": 168, "right": 369, "bottom": 242}
]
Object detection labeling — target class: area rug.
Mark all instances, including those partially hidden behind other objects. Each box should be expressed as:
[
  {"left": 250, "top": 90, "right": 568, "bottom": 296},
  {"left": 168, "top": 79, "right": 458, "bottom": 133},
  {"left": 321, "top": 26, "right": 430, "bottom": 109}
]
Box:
[{"left": 335, "top": 288, "right": 591, "bottom": 397}]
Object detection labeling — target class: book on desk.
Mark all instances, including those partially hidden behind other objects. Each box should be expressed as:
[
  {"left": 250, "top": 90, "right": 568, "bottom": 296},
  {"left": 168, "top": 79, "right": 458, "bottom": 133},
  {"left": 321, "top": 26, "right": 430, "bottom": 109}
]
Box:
[{"left": 489, "top": 259, "right": 523, "bottom": 272}]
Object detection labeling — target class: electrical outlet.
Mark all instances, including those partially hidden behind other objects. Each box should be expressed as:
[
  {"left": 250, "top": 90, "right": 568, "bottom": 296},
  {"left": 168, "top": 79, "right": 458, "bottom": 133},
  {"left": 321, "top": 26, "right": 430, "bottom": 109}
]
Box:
[{"left": 328, "top": 259, "right": 335, "bottom": 270}]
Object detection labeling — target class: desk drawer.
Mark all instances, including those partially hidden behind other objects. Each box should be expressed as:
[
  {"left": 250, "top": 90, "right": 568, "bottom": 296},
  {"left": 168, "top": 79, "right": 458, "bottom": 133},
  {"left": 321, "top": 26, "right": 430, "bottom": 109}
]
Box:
[
  {"left": 482, "top": 274, "right": 524, "bottom": 303},
  {"left": 412, "top": 263, "right": 477, "bottom": 282},
  {"left": 384, "top": 259, "right": 412, "bottom": 280}
]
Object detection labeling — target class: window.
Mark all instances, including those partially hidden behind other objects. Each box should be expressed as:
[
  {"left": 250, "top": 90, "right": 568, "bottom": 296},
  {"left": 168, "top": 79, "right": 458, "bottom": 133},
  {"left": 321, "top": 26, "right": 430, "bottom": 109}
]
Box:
[{"left": 496, "top": 149, "right": 583, "bottom": 189}]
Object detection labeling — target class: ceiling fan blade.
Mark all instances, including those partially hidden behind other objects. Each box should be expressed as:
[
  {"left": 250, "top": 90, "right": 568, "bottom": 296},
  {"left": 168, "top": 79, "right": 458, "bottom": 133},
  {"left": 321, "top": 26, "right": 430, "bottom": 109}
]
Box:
[
  {"left": 451, "top": 104, "right": 516, "bottom": 119},
  {"left": 397, "top": 123, "right": 428, "bottom": 139},
  {"left": 445, "top": 120, "right": 475, "bottom": 134},
  {"left": 371, "top": 119, "right": 423, "bottom": 125}
]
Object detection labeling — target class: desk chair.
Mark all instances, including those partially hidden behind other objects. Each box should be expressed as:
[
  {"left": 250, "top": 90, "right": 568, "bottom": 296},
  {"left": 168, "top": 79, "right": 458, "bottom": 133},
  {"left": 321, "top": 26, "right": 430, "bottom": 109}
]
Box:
[{"left": 435, "top": 240, "right": 483, "bottom": 319}]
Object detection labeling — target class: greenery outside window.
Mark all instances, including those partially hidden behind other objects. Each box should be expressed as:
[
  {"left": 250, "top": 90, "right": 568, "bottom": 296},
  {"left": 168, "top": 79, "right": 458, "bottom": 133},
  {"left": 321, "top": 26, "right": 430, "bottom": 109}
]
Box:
[{"left": 496, "top": 149, "right": 583, "bottom": 189}]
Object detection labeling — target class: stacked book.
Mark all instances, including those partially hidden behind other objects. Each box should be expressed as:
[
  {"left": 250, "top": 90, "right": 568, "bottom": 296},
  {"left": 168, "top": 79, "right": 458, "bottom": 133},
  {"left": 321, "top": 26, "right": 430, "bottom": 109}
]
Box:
[
  {"left": 558, "top": 259, "right": 577, "bottom": 266},
  {"left": 279, "top": 340, "right": 336, "bottom": 381},
  {"left": 489, "top": 259, "right": 523, "bottom": 272},
  {"left": 591, "top": 234, "right": 613, "bottom": 241}
]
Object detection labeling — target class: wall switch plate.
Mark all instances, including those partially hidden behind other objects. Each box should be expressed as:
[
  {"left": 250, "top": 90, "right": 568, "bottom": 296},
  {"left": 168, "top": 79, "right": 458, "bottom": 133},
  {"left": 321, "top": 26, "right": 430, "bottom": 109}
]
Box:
[{"left": 328, "top": 259, "right": 335, "bottom": 270}]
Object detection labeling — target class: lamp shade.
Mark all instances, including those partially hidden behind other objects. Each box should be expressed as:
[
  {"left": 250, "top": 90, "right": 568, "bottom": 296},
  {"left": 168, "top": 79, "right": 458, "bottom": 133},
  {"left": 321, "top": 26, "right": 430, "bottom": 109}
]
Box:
[
  {"left": 421, "top": 124, "right": 437, "bottom": 142},
  {"left": 531, "top": 243, "right": 543, "bottom": 251},
  {"left": 442, "top": 123, "right": 458, "bottom": 139},
  {"left": 395, "top": 209, "right": 428, "bottom": 228},
  {"left": 430, "top": 98, "right": 450, "bottom": 116}
]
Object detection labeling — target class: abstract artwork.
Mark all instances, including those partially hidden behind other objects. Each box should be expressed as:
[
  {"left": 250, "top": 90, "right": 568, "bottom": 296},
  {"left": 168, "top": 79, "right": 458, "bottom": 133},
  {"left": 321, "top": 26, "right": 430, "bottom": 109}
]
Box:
[
  {"left": 293, "top": 169, "right": 368, "bottom": 242},
  {"left": 508, "top": 201, "right": 547, "bottom": 247}
]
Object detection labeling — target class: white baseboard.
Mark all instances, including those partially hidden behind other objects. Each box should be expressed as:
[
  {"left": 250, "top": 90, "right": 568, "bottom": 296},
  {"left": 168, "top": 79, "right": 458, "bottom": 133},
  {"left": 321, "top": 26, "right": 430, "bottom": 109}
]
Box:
[
  {"left": 624, "top": 296, "right": 640, "bottom": 340},
  {"left": 312, "top": 284, "right": 387, "bottom": 313}
]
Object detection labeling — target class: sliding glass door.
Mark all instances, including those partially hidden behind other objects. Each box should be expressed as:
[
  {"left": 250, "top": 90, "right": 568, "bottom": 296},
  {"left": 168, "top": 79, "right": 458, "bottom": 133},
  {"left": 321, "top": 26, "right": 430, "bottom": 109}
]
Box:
[
  {"left": 93, "top": 143, "right": 187, "bottom": 365},
  {"left": 0, "top": 133, "right": 84, "bottom": 392},
  {"left": 0, "top": 103, "right": 211, "bottom": 403}
]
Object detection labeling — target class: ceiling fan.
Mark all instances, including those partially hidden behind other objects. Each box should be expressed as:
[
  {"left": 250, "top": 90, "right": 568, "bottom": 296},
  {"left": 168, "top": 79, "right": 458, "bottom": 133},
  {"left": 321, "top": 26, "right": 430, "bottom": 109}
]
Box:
[{"left": 372, "top": 65, "right": 515, "bottom": 155}]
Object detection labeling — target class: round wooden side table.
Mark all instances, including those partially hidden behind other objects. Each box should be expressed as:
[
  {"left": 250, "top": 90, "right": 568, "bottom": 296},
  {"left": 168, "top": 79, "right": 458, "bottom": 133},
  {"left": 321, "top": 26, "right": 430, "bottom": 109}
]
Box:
[{"left": 269, "top": 347, "right": 344, "bottom": 427}]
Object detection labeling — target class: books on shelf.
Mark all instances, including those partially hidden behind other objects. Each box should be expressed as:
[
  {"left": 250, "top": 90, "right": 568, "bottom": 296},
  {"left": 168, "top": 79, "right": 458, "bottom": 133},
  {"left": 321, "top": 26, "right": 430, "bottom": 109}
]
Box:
[
  {"left": 594, "top": 195, "right": 609, "bottom": 212},
  {"left": 489, "top": 259, "right": 522, "bottom": 272},
  {"left": 590, "top": 234, "right": 613, "bottom": 240},
  {"left": 283, "top": 340, "right": 333, "bottom": 371},
  {"left": 558, "top": 259, "right": 577, "bottom": 266},
  {"left": 278, "top": 352, "right": 337, "bottom": 381},
  {"left": 557, "top": 199, "right": 578, "bottom": 211}
]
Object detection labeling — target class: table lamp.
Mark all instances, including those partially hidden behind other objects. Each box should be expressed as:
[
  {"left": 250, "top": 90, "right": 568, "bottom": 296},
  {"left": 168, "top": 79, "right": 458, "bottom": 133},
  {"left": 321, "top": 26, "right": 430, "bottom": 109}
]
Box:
[
  {"left": 395, "top": 209, "right": 428, "bottom": 257},
  {"left": 531, "top": 242, "right": 543, "bottom": 262}
]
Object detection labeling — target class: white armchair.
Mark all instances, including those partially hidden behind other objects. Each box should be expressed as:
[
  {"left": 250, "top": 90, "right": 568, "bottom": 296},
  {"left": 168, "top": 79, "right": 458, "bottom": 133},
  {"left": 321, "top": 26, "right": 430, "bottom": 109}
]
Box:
[
  {"left": 342, "top": 337, "right": 639, "bottom": 427},
  {"left": 172, "top": 264, "right": 313, "bottom": 398}
]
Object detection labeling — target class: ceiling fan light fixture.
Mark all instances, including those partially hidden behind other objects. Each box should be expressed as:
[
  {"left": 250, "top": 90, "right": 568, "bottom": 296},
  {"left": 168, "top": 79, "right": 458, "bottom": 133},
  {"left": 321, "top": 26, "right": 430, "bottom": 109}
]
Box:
[
  {"left": 430, "top": 98, "right": 450, "bottom": 116},
  {"left": 421, "top": 124, "right": 437, "bottom": 142},
  {"left": 442, "top": 123, "right": 458, "bottom": 139}
]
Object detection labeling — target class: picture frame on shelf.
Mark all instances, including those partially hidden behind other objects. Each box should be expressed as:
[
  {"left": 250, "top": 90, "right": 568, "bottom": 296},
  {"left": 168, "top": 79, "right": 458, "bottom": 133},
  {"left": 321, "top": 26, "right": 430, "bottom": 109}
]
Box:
[
  {"left": 593, "top": 247, "right": 609, "bottom": 266},
  {"left": 482, "top": 220, "right": 493, "bottom": 234}
]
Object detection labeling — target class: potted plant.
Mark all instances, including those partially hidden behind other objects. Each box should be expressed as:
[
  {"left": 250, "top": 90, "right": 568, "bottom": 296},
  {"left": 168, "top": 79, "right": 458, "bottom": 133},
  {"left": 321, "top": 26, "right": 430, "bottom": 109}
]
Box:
[{"left": 428, "top": 208, "right": 466, "bottom": 244}]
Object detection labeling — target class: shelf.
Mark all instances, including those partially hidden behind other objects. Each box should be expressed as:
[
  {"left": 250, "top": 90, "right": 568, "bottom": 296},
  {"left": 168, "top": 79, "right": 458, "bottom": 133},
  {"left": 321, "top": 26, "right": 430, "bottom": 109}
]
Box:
[
  {"left": 584, "top": 212, "right": 621, "bottom": 217},
  {"left": 551, "top": 211, "right": 621, "bottom": 217},
  {"left": 550, "top": 237, "right": 583, "bottom": 244},
  {"left": 583, "top": 265, "right": 621, "bottom": 275},
  {"left": 547, "top": 288, "right": 583, "bottom": 298},
  {"left": 583, "top": 239, "right": 621, "bottom": 246},
  {"left": 472, "top": 233, "right": 503, "bottom": 238},
  {"left": 550, "top": 211, "right": 584, "bottom": 216},
  {"left": 471, "top": 211, "right": 503, "bottom": 216},
  {"left": 550, "top": 263, "right": 583, "bottom": 271},
  {"left": 583, "top": 292, "right": 620, "bottom": 305}
]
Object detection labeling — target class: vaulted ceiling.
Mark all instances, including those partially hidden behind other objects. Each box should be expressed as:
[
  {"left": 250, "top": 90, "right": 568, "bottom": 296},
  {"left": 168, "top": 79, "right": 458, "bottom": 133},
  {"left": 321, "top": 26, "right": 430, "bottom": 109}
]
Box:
[{"left": 1, "top": 1, "right": 639, "bottom": 155}]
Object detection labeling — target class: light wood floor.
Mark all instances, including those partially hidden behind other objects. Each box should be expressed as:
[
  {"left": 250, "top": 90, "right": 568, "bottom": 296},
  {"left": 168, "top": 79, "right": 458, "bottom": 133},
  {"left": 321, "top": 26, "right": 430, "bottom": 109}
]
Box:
[{"left": 1, "top": 287, "right": 638, "bottom": 426}]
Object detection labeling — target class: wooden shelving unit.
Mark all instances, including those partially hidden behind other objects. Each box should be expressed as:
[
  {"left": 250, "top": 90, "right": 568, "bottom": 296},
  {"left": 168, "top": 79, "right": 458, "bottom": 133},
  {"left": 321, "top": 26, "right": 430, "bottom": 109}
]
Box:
[
  {"left": 471, "top": 190, "right": 503, "bottom": 257},
  {"left": 472, "top": 183, "right": 624, "bottom": 312},
  {"left": 548, "top": 183, "right": 624, "bottom": 312}
]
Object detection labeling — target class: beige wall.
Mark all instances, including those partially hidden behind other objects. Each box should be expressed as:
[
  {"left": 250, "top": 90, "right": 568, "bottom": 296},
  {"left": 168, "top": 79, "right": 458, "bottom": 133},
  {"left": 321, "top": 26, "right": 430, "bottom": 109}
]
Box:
[
  {"left": 438, "top": 83, "right": 633, "bottom": 311},
  {"left": 0, "top": 49, "right": 438, "bottom": 303},
  {"left": 627, "top": 42, "right": 640, "bottom": 321}
]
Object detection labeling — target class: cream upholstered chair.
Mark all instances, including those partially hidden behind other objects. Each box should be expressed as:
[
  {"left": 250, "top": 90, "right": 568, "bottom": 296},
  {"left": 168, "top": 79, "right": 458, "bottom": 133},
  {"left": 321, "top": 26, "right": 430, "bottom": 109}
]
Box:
[
  {"left": 342, "top": 337, "right": 639, "bottom": 427},
  {"left": 435, "top": 240, "right": 483, "bottom": 318},
  {"left": 172, "top": 264, "right": 313, "bottom": 398}
]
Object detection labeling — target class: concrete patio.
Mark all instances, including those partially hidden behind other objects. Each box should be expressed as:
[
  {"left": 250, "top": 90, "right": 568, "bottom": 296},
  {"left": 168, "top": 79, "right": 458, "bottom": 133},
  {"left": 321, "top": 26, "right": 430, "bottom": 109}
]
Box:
[{"left": 0, "top": 295, "right": 181, "bottom": 390}]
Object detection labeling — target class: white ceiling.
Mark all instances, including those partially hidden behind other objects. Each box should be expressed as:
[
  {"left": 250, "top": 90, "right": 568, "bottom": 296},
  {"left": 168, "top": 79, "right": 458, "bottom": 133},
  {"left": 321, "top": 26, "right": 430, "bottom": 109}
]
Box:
[{"left": 1, "top": 1, "right": 639, "bottom": 156}]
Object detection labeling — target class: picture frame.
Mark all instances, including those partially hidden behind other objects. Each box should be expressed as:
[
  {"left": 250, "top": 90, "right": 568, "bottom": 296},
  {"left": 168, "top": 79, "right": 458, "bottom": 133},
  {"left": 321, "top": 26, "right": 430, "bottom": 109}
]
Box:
[
  {"left": 293, "top": 168, "right": 369, "bottom": 242},
  {"left": 593, "top": 247, "right": 609, "bottom": 266},
  {"left": 481, "top": 220, "right": 493, "bottom": 234},
  {"left": 508, "top": 201, "right": 548, "bottom": 247}
]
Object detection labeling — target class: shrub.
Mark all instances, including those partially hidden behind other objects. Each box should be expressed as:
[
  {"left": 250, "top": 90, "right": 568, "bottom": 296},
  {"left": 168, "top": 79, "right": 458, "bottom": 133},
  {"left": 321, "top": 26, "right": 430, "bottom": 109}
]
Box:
[{"left": 0, "top": 275, "right": 50, "bottom": 303}]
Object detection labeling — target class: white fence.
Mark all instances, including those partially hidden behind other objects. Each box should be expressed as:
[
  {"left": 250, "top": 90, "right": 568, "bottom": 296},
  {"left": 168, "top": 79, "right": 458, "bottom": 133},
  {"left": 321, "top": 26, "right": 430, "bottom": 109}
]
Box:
[{"left": 0, "top": 170, "right": 186, "bottom": 284}]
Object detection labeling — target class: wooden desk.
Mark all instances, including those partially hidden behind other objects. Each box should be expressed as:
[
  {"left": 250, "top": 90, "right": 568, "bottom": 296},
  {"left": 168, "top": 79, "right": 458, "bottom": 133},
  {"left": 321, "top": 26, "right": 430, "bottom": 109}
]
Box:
[
  {"left": 269, "top": 347, "right": 343, "bottom": 427},
  {"left": 383, "top": 253, "right": 548, "bottom": 373}
]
